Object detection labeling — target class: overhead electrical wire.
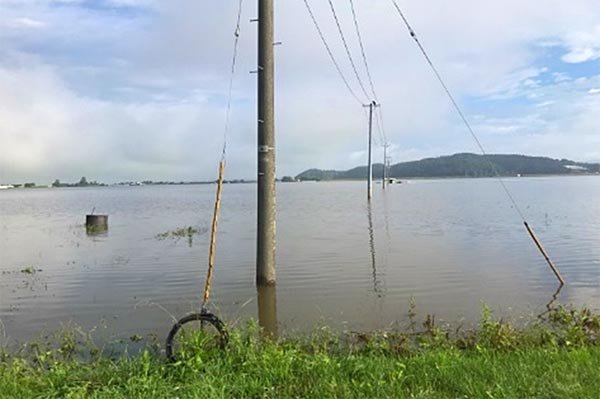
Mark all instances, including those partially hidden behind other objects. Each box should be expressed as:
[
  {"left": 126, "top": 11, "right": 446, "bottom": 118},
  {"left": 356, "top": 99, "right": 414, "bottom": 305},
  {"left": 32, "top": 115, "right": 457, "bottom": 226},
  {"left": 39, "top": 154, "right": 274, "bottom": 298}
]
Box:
[
  {"left": 374, "top": 105, "right": 387, "bottom": 146},
  {"left": 304, "top": 0, "right": 390, "bottom": 170},
  {"left": 221, "top": 0, "right": 244, "bottom": 160},
  {"left": 168, "top": 0, "right": 244, "bottom": 361},
  {"left": 303, "top": 0, "right": 388, "bottom": 148},
  {"left": 326, "top": 0, "right": 371, "bottom": 101},
  {"left": 203, "top": 0, "right": 245, "bottom": 309},
  {"left": 348, "top": 0, "right": 388, "bottom": 147},
  {"left": 349, "top": 0, "right": 377, "bottom": 100},
  {"left": 389, "top": 0, "right": 565, "bottom": 285},
  {"left": 389, "top": 0, "right": 524, "bottom": 220},
  {"left": 373, "top": 109, "right": 384, "bottom": 146},
  {"left": 302, "top": 0, "right": 364, "bottom": 105}
]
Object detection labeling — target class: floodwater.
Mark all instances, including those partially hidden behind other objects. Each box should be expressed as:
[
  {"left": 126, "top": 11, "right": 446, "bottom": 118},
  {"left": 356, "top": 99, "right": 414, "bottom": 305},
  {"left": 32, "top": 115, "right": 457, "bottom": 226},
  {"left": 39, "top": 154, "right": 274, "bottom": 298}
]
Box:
[{"left": 1, "top": 177, "right": 599, "bottom": 345}]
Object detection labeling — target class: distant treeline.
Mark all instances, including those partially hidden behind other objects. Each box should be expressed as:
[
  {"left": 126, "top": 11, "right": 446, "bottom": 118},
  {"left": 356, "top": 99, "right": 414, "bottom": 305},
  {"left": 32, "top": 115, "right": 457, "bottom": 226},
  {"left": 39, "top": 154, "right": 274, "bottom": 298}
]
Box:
[
  {"left": 295, "top": 153, "right": 600, "bottom": 181},
  {"left": 4, "top": 177, "right": 105, "bottom": 189},
  {"left": 136, "top": 179, "right": 256, "bottom": 185},
  {"left": 52, "top": 177, "right": 106, "bottom": 187}
]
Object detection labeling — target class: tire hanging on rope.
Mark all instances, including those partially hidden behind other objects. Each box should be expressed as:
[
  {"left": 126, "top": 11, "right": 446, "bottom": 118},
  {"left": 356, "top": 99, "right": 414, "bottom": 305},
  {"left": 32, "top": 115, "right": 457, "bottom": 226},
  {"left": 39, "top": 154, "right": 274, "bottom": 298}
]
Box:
[
  {"left": 165, "top": 300, "right": 228, "bottom": 361},
  {"left": 166, "top": 0, "right": 244, "bottom": 362},
  {"left": 166, "top": 161, "right": 227, "bottom": 362}
]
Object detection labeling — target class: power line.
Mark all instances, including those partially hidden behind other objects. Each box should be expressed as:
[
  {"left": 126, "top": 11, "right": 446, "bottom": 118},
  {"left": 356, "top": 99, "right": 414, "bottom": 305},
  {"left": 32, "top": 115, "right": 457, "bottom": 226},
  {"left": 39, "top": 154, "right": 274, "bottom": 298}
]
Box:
[
  {"left": 348, "top": 0, "right": 377, "bottom": 101},
  {"left": 326, "top": 0, "right": 370, "bottom": 101},
  {"left": 303, "top": 0, "right": 390, "bottom": 179},
  {"left": 389, "top": 0, "right": 565, "bottom": 285},
  {"left": 375, "top": 105, "right": 387, "bottom": 145},
  {"left": 302, "top": 0, "right": 364, "bottom": 105},
  {"left": 222, "top": 0, "right": 244, "bottom": 160},
  {"left": 389, "top": 0, "right": 525, "bottom": 220},
  {"left": 348, "top": 0, "right": 388, "bottom": 145},
  {"left": 378, "top": 106, "right": 388, "bottom": 142},
  {"left": 373, "top": 106, "right": 384, "bottom": 145}
]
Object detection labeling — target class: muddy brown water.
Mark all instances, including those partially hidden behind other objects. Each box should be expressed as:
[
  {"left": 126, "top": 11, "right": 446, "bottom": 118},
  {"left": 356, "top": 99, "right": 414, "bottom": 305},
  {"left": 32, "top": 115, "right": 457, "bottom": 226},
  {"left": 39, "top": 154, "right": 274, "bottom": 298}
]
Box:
[{"left": 1, "top": 177, "right": 599, "bottom": 346}]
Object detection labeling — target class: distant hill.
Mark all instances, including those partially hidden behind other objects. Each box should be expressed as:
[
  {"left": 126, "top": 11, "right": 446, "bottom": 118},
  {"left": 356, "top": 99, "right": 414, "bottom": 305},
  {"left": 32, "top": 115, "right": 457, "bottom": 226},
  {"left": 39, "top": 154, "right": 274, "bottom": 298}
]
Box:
[{"left": 295, "top": 153, "right": 600, "bottom": 181}]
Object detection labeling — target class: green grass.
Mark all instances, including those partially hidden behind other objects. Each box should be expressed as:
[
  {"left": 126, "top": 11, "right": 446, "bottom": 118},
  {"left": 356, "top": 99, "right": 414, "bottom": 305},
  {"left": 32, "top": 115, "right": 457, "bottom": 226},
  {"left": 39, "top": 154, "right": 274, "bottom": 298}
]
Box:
[{"left": 1, "top": 306, "right": 599, "bottom": 398}]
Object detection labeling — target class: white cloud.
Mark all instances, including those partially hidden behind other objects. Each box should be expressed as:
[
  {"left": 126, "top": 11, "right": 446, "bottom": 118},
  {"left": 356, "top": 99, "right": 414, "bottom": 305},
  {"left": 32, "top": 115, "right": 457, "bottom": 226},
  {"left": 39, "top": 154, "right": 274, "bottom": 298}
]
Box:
[
  {"left": 10, "top": 17, "right": 47, "bottom": 28},
  {"left": 105, "top": 0, "right": 156, "bottom": 6},
  {"left": 0, "top": 61, "right": 248, "bottom": 183},
  {"left": 535, "top": 101, "right": 555, "bottom": 108},
  {"left": 561, "top": 25, "right": 600, "bottom": 63},
  {"left": 1, "top": 0, "right": 600, "bottom": 183},
  {"left": 588, "top": 88, "right": 600, "bottom": 95}
]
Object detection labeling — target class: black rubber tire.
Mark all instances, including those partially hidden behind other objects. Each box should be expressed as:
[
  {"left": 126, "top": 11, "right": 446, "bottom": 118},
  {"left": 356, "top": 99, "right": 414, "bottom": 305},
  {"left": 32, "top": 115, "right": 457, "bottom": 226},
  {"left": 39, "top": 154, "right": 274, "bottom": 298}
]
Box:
[{"left": 165, "top": 312, "right": 228, "bottom": 362}]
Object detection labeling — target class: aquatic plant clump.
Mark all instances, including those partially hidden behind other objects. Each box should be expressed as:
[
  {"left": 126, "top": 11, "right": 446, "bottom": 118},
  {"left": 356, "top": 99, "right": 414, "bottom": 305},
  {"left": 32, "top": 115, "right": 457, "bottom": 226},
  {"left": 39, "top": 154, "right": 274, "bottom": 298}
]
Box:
[
  {"left": 20, "top": 266, "right": 41, "bottom": 275},
  {"left": 1, "top": 306, "right": 599, "bottom": 398},
  {"left": 155, "top": 226, "right": 209, "bottom": 247},
  {"left": 155, "top": 226, "right": 207, "bottom": 241}
]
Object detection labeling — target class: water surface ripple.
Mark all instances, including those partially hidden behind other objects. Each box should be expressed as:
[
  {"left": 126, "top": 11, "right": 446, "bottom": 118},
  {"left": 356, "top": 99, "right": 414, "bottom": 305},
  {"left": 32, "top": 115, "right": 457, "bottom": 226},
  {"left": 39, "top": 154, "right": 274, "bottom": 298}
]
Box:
[{"left": 1, "top": 177, "right": 599, "bottom": 344}]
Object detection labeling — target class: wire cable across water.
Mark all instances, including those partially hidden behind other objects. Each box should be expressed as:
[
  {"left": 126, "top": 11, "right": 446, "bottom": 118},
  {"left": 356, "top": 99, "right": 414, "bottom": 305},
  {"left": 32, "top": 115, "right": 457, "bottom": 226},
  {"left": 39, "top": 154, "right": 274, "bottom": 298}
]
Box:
[
  {"left": 302, "top": 0, "right": 365, "bottom": 105},
  {"left": 389, "top": 0, "right": 564, "bottom": 285}
]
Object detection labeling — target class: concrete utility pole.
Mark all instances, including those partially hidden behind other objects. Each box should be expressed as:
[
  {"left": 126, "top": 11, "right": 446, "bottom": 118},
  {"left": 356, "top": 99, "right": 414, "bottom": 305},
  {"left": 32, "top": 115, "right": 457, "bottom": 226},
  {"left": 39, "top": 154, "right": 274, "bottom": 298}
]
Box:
[
  {"left": 382, "top": 142, "right": 390, "bottom": 189},
  {"left": 364, "top": 101, "right": 379, "bottom": 200},
  {"left": 256, "top": 0, "right": 276, "bottom": 287},
  {"left": 257, "top": 285, "right": 278, "bottom": 339}
]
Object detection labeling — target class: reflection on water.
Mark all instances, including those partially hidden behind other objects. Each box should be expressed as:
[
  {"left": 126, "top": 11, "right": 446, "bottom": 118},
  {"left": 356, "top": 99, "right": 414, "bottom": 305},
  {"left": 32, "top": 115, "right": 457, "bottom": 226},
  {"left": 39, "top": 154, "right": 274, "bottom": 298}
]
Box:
[
  {"left": 257, "top": 285, "right": 278, "bottom": 339},
  {"left": 538, "top": 284, "right": 564, "bottom": 320},
  {"left": 86, "top": 226, "right": 108, "bottom": 237},
  {"left": 0, "top": 177, "right": 599, "bottom": 345},
  {"left": 382, "top": 189, "right": 392, "bottom": 267},
  {"left": 366, "top": 200, "right": 383, "bottom": 297}
]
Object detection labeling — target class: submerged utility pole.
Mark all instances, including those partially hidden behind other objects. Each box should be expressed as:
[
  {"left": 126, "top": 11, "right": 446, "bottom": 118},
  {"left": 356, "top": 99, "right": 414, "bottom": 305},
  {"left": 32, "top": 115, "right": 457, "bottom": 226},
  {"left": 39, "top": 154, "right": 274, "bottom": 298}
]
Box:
[
  {"left": 382, "top": 142, "right": 390, "bottom": 189},
  {"left": 256, "top": 0, "right": 276, "bottom": 286},
  {"left": 364, "top": 101, "right": 379, "bottom": 200}
]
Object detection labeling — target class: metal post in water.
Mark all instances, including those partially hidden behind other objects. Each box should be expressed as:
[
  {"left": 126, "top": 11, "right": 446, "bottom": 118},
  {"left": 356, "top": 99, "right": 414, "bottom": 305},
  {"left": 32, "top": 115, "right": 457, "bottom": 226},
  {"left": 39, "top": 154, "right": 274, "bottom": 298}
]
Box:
[{"left": 257, "top": 0, "right": 276, "bottom": 286}]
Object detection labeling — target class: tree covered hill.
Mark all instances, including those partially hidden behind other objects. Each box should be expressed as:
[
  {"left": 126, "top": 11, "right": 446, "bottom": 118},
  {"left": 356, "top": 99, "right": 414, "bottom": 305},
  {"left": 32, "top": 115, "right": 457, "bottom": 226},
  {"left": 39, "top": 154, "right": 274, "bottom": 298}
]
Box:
[{"left": 295, "top": 153, "right": 600, "bottom": 181}]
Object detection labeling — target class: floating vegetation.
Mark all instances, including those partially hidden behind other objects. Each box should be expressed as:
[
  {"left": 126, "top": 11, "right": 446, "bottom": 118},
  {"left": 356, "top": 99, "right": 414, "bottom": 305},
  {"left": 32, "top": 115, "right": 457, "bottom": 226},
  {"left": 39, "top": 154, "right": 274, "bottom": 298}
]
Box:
[
  {"left": 155, "top": 226, "right": 207, "bottom": 246},
  {"left": 129, "top": 334, "right": 143, "bottom": 343},
  {"left": 0, "top": 267, "right": 48, "bottom": 292},
  {"left": 20, "top": 266, "right": 42, "bottom": 275}
]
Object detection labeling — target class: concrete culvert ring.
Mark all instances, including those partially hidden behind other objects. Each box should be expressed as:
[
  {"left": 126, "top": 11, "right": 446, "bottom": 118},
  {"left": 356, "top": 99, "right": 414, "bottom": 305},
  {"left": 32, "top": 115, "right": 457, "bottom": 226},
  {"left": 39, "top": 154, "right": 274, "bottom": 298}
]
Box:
[{"left": 165, "top": 312, "right": 228, "bottom": 362}]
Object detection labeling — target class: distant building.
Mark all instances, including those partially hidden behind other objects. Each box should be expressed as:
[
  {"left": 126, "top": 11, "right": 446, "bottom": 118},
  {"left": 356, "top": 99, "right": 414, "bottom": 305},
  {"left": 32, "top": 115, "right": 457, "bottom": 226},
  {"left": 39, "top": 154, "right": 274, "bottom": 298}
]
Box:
[{"left": 564, "top": 165, "right": 587, "bottom": 171}]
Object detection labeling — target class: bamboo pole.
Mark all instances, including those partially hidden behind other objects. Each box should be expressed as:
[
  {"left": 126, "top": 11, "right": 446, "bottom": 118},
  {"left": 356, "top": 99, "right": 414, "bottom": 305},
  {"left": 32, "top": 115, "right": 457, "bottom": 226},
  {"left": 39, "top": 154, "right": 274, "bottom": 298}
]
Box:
[
  {"left": 524, "top": 221, "right": 565, "bottom": 285},
  {"left": 203, "top": 160, "right": 226, "bottom": 306}
]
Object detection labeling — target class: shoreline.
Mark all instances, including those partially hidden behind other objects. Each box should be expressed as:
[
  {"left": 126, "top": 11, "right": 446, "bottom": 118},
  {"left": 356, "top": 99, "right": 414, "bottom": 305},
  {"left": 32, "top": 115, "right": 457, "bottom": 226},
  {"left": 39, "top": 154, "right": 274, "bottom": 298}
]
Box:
[
  {"left": 1, "top": 306, "right": 599, "bottom": 398},
  {"left": 1, "top": 172, "right": 599, "bottom": 190}
]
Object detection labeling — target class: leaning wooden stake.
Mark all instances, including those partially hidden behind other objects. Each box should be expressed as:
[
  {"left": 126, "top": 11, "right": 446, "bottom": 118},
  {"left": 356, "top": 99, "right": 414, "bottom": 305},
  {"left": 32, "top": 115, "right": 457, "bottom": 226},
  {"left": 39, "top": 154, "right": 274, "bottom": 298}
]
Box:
[
  {"left": 203, "top": 160, "right": 226, "bottom": 307},
  {"left": 524, "top": 221, "right": 565, "bottom": 285}
]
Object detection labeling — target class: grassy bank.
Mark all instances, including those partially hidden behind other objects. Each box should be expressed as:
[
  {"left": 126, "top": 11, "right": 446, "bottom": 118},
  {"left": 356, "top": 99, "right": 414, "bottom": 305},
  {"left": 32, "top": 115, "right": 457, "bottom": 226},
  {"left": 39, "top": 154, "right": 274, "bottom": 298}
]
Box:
[{"left": 1, "top": 306, "right": 599, "bottom": 398}]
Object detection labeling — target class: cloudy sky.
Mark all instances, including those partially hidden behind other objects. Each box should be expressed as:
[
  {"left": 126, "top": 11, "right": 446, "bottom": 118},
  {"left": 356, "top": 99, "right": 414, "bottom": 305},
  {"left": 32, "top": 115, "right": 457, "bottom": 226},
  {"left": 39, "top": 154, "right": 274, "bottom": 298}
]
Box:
[{"left": 1, "top": 0, "right": 599, "bottom": 183}]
